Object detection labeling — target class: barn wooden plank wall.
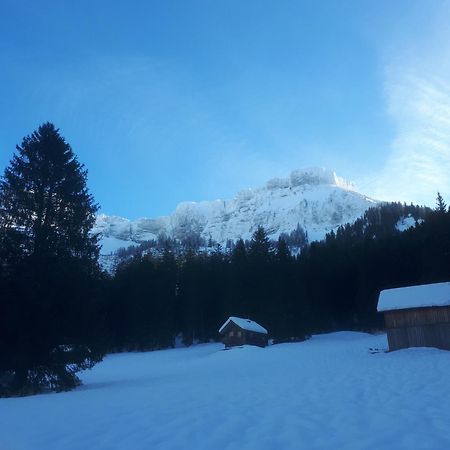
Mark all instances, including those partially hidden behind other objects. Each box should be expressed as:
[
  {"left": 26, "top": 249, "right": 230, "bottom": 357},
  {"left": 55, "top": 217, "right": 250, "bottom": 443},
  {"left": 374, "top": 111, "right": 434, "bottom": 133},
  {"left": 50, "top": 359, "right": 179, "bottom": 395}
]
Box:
[{"left": 385, "top": 306, "right": 450, "bottom": 351}]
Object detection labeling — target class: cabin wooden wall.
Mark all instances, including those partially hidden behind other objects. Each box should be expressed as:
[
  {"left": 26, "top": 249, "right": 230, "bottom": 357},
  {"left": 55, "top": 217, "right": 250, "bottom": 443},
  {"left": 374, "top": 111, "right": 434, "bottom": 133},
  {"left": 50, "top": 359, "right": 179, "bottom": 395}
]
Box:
[
  {"left": 385, "top": 306, "right": 450, "bottom": 351},
  {"left": 220, "top": 322, "right": 268, "bottom": 348},
  {"left": 243, "top": 330, "right": 268, "bottom": 348}
]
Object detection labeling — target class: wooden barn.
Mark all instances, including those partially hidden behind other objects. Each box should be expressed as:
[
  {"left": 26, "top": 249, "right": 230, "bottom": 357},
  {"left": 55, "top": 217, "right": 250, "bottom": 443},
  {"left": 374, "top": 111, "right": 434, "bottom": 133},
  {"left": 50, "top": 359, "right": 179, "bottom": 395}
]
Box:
[
  {"left": 377, "top": 282, "right": 450, "bottom": 351},
  {"left": 218, "top": 316, "right": 268, "bottom": 348}
]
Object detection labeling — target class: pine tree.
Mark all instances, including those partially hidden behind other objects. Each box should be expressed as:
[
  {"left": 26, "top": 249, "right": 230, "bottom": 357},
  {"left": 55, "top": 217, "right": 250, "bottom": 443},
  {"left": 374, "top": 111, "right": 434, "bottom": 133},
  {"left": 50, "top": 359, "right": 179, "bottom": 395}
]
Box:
[
  {"left": 248, "top": 226, "right": 273, "bottom": 262},
  {"left": 226, "top": 239, "right": 249, "bottom": 317},
  {"left": 275, "top": 237, "right": 291, "bottom": 263},
  {"left": 246, "top": 226, "right": 274, "bottom": 324},
  {"left": 231, "top": 238, "right": 247, "bottom": 265},
  {"left": 436, "top": 192, "right": 447, "bottom": 214},
  {"left": 0, "top": 123, "right": 99, "bottom": 263},
  {"left": 0, "top": 123, "right": 103, "bottom": 396}
]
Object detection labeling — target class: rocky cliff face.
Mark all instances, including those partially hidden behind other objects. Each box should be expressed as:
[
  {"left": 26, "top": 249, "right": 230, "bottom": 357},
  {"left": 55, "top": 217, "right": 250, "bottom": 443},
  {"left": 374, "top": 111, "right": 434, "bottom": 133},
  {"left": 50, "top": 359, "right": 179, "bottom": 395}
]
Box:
[{"left": 94, "top": 167, "right": 378, "bottom": 256}]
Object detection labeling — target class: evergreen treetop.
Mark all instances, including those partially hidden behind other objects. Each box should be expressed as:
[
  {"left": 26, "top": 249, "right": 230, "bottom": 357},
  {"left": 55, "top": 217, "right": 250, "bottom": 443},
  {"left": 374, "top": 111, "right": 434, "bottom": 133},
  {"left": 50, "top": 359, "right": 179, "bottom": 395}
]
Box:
[
  {"left": 248, "top": 226, "right": 273, "bottom": 261},
  {"left": 0, "top": 122, "right": 99, "bottom": 265},
  {"left": 435, "top": 192, "right": 447, "bottom": 214}
]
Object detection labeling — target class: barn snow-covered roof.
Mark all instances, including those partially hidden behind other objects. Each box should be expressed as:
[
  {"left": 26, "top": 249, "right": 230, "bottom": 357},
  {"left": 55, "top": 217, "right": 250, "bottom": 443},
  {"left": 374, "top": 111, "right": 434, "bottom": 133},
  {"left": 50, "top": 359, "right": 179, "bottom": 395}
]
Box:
[
  {"left": 218, "top": 316, "right": 268, "bottom": 334},
  {"left": 377, "top": 282, "right": 450, "bottom": 312}
]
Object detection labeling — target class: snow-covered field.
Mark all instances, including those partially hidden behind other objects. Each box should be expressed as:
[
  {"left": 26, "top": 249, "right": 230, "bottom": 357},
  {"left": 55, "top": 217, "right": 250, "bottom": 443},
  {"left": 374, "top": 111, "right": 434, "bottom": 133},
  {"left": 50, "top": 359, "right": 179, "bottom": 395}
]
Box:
[{"left": 2, "top": 332, "right": 450, "bottom": 450}]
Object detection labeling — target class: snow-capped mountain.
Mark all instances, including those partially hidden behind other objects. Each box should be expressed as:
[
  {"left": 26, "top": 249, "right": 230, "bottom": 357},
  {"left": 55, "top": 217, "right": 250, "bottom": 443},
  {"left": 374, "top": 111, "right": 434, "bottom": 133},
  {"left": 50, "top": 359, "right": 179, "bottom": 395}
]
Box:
[{"left": 94, "top": 167, "right": 378, "bottom": 256}]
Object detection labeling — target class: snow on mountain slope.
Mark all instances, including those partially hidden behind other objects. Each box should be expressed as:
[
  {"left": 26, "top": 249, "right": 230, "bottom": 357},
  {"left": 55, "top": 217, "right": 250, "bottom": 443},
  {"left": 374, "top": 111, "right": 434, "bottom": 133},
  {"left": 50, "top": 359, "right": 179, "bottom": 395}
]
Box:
[
  {"left": 3, "top": 332, "right": 450, "bottom": 450},
  {"left": 94, "top": 167, "right": 378, "bottom": 255}
]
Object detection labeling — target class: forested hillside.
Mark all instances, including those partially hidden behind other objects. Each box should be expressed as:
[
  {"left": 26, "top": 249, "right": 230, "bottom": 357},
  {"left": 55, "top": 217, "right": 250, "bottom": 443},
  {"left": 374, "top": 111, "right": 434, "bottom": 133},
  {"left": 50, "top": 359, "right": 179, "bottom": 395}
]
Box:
[{"left": 102, "top": 201, "right": 448, "bottom": 353}]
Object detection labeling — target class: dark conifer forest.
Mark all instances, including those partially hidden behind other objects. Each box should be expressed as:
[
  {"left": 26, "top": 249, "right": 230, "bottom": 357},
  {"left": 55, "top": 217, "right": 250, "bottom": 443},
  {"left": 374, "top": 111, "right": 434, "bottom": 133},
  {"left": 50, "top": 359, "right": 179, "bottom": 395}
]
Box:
[
  {"left": 103, "top": 201, "right": 448, "bottom": 353},
  {"left": 1, "top": 124, "right": 450, "bottom": 396}
]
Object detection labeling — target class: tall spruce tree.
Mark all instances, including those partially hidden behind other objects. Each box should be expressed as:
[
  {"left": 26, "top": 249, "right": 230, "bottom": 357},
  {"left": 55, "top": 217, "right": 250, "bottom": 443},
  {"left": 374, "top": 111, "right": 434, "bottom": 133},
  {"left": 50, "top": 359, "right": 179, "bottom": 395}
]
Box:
[
  {"left": 0, "top": 123, "right": 103, "bottom": 396},
  {"left": 248, "top": 226, "right": 273, "bottom": 262},
  {"left": 436, "top": 192, "right": 447, "bottom": 214},
  {"left": 246, "top": 226, "right": 274, "bottom": 323}
]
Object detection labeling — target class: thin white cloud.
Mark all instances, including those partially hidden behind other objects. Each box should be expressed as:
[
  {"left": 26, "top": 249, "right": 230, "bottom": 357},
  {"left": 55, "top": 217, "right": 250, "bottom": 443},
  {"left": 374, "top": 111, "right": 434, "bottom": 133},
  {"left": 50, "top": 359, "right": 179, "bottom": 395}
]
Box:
[
  {"left": 373, "top": 5, "right": 450, "bottom": 207},
  {"left": 374, "top": 72, "right": 450, "bottom": 206}
]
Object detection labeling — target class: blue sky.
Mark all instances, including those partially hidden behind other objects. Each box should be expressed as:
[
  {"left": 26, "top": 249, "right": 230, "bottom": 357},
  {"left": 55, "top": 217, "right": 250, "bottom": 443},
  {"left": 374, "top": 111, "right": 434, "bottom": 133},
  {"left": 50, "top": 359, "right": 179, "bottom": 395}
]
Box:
[{"left": 1, "top": 0, "right": 450, "bottom": 218}]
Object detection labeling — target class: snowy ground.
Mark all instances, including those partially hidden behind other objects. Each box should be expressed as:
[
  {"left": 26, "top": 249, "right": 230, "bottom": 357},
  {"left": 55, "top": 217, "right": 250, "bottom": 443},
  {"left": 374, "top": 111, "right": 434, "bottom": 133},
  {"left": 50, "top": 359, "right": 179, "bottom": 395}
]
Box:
[{"left": 2, "top": 332, "right": 450, "bottom": 450}]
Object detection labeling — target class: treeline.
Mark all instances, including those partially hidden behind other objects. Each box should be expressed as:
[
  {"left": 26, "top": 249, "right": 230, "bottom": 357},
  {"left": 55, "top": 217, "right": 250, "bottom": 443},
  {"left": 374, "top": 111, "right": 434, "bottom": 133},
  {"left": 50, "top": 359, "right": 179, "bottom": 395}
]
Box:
[
  {"left": 102, "top": 201, "right": 444, "bottom": 353},
  {"left": 111, "top": 221, "right": 308, "bottom": 263}
]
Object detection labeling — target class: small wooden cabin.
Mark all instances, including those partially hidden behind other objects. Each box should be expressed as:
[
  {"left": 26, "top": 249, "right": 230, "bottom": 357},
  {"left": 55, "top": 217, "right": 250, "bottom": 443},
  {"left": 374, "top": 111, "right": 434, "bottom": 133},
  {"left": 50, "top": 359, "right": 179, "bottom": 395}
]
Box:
[
  {"left": 378, "top": 282, "right": 450, "bottom": 351},
  {"left": 218, "top": 317, "right": 268, "bottom": 348}
]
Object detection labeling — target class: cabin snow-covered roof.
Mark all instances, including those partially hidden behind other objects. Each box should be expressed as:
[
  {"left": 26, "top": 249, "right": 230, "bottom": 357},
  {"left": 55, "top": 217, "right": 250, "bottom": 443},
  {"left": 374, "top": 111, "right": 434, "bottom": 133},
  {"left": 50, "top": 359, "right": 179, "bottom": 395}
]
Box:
[
  {"left": 219, "top": 317, "right": 268, "bottom": 334},
  {"left": 377, "top": 282, "right": 450, "bottom": 312}
]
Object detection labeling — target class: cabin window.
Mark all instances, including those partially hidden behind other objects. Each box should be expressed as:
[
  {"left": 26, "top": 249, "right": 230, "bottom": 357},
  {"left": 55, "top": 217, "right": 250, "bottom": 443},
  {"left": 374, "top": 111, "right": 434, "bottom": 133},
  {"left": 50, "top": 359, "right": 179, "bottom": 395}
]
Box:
[
  {"left": 237, "top": 331, "right": 242, "bottom": 338},
  {"left": 229, "top": 331, "right": 234, "bottom": 337}
]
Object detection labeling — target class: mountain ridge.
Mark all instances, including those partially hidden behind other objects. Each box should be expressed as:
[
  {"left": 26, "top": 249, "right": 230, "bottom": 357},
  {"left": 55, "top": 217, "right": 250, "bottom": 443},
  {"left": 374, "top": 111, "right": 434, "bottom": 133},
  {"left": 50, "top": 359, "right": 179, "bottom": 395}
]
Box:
[{"left": 94, "top": 167, "right": 378, "bottom": 256}]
